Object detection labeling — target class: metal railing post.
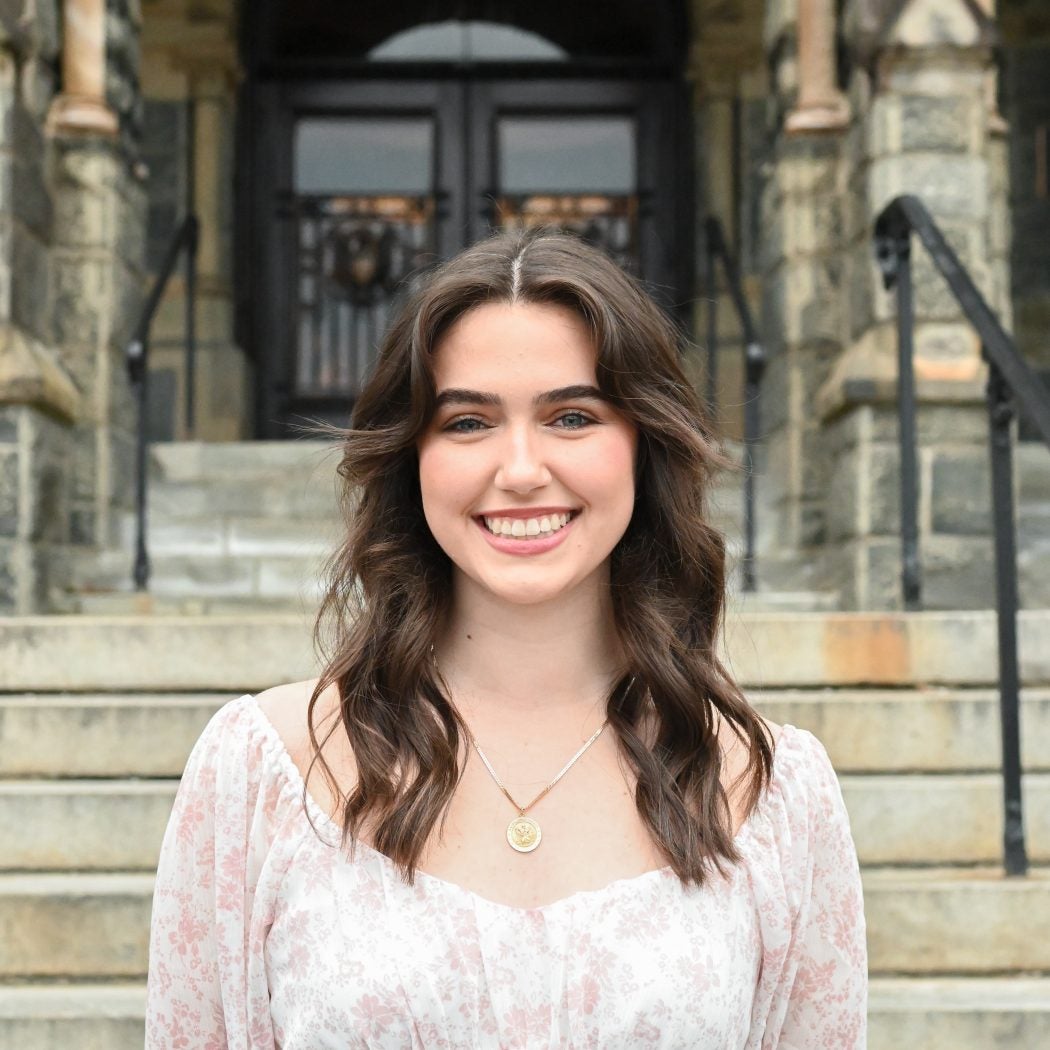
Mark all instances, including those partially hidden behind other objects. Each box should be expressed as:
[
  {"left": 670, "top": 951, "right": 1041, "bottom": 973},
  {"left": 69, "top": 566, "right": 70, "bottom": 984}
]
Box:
[
  {"left": 124, "top": 214, "right": 200, "bottom": 593},
  {"left": 873, "top": 194, "right": 1050, "bottom": 877},
  {"left": 127, "top": 336, "right": 150, "bottom": 592},
  {"left": 875, "top": 220, "right": 922, "bottom": 610},
  {"left": 703, "top": 216, "right": 767, "bottom": 593},
  {"left": 985, "top": 356, "right": 1028, "bottom": 876},
  {"left": 184, "top": 216, "right": 199, "bottom": 436}
]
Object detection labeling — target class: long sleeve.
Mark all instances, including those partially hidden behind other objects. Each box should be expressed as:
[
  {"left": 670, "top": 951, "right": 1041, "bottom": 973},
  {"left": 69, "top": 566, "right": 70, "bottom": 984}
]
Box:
[
  {"left": 145, "top": 696, "right": 286, "bottom": 1050},
  {"left": 775, "top": 732, "right": 868, "bottom": 1049}
]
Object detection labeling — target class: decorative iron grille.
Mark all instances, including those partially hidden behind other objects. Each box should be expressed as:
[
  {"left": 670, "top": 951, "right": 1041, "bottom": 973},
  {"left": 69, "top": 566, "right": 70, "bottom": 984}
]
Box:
[
  {"left": 294, "top": 195, "right": 435, "bottom": 397},
  {"left": 494, "top": 194, "right": 638, "bottom": 271}
]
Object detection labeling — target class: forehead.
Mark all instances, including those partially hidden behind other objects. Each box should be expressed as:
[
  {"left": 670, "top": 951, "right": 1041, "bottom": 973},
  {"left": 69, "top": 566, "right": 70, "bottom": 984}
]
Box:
[{"left": 431, "top": 302, "right": 597, "bottom": 390}]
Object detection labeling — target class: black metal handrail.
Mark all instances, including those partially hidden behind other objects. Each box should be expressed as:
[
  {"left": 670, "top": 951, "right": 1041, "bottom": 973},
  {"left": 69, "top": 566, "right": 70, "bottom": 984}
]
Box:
[
  {"left": 125, "top": 214, "right": 199, "bottom": 591},
  {"left": 703, "top": 216, "right": 768, "bottom": 592},
  {"left": 874, "top": 194, "right": 1050, "bottom": 878}
]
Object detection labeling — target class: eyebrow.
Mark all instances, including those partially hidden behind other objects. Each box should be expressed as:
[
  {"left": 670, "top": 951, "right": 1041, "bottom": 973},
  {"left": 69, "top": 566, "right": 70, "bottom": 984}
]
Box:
[{"left": 433, "top": 385, "right": 609, "bottom": 409}]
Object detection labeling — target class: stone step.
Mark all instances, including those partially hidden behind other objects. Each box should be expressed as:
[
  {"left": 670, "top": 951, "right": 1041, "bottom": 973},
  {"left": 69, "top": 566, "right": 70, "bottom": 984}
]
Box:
[
  {"left": 149, "top": 475, "right": 341, "bottom": 521},
  {"left": 3, "top": 611, "right": 1050, "bottom": 692},
  {"left": 841, "top": 773, "right": 1050, "bottom": 865},
  {"left": 0, "top": 781, "right": 177, "bottom": 870},
  {"left": 0, "top": 695, "right": 226, "bottom": 777},
  {"left": 1, "top": 869, "right": 1046, "bottom": 978},
  {"left": 863, "top": 867, "right": 1050, "bottom": 974},
  {"left": 755, "top": 687, "right": 1050, "bottom": 772},
  {"left": 867, "top": 976, "right": 1050, "bottom": 1049},
  {"left": 118, "top": 515, "right": 339, "bottom": 559},
  {"left": 73, "top": 550, "right": 327, "bottom": 604},
  {"left": 2, "top": 772, "right": 1047, "bottom": 871},
  {"left": 150, "top": 439, "right": 340, "bottom": 483},
  {"left": 1, "top": 687, "right": 1048, "bottom": 777},
  {"left": 0, "top": 984, "right": 146, "bottom": 1050},
  {"left": 0, "top": 978, "right": 1045, "bottom": 1050},
  {"left": 0, "top": 874, "right": 153, "bottom": 978}
]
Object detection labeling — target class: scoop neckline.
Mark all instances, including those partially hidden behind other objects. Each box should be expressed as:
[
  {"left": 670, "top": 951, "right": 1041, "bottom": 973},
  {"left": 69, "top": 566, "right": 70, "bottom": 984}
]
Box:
[{"left": 240, "top": 692, "right": 790, "bottom": 915}]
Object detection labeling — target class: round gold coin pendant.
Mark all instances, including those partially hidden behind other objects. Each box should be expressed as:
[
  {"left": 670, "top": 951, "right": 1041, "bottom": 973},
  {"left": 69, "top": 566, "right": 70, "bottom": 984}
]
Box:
[{"left": 507, "top": 815, "right": 542, "bottom": 853}]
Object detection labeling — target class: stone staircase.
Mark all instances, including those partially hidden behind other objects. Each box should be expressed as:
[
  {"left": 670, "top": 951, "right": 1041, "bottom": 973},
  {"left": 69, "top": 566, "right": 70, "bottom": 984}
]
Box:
[
  {"left": 70, "top": 441, "right": 346, "bottom": 614},
  {"left": 66, "top": 438, "right": 839, "bottom": 614},
  {"left": 67, "top": 437, "right": 1050, "bottom": 614},
  {"left": 1, "top": 612, "right": 1049, "bottom": 1047}
]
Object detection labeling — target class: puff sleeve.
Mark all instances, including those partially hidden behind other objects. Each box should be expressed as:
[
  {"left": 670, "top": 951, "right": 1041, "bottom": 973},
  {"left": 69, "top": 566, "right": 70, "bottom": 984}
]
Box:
[
  {"left": 145, "top": 696, "right": 296, "bottom": 1050},
  {"left": 771, "top": 731, "right": 868, "bottom": 1048}
]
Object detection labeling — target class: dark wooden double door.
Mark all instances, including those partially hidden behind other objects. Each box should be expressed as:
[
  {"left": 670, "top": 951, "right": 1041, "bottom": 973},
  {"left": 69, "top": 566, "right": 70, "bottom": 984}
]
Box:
[{"left": 250, "top": 77, "right": 687, "bottom": 435}]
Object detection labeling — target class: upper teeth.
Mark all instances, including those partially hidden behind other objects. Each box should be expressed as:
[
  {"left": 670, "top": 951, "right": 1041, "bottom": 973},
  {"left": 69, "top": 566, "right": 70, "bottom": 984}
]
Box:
[{"left": 483, "top": 512, "right": 572, "bottom": 537}]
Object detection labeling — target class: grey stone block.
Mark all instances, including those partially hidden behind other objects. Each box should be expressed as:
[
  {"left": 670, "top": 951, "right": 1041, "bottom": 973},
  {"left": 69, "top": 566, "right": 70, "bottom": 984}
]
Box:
[
  {"left": 900, "top": 95, "right": 972, "bottom": 153},
  {"left": 0, "top": 448, "right": 17, "bottom": 537},
  {"left": 51, "top": 254, "right": 107, "bottom": 348},
  {"left": 931, "top": 452, "right": 992, "bottom": 535},
  {"left": 146, "top": 518, "right": 225, "bottom": 556},
  {"left": 11, "top": 228, "right": 50, "bottom": 343},
  {"left": 922, "top": 536, "right": 998, "bottom": 610},
  {"left": 11, "top": 156, "right": 52, "bottom": 239},
  {"left": 869, "top": 444, "right": 902, "bottom": 536}
]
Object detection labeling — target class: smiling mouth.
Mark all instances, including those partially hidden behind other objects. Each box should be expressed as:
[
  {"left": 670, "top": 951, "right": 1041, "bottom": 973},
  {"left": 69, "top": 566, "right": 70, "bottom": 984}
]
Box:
[{"left": 480, "top": 511, "right": 577, "bottom": 538}]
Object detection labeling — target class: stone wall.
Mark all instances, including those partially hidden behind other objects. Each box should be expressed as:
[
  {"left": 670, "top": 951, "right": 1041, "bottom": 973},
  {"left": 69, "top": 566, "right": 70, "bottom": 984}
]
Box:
[
  {"left": 0, "top": 0, "right": 147, "bottom": 612},
  {"left": 809, "top": 0, "right": 1009, "bottom": 609},
  {"left": 0, "top": 1, "right": 75, "bottom": 613}
]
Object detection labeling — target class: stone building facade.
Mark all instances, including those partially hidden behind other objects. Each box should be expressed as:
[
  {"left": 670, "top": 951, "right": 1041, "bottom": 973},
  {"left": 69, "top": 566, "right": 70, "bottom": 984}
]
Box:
[{"left": 0, "top": 0, "right": 1047, "bottom": 614}]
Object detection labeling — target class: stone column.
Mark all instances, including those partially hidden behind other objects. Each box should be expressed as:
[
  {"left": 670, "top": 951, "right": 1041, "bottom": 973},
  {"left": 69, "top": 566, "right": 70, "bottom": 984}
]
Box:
[
  {"left": 814, "top": 0, "right": 1006, "bottom": 609},
  {"left": 48, "top": 0, "right": 148, "bottom": 597},
  {"left": 0, "top": 7, "right": 84, "bottom": 613},
  {"left": 785, "top": 0, "right": 850, "bottom": 133},
  {"left": 756, "top": 0, "right": 849, "bottom": 587},
  {"left": 46, "top": 0, "right": 118, "bottom": 137}
]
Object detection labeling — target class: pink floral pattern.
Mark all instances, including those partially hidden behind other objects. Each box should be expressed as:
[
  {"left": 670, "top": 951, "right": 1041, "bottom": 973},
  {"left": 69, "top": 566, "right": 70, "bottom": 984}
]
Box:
[{"left": 146, "top": 695, "right": 867, "bottom": 1048}]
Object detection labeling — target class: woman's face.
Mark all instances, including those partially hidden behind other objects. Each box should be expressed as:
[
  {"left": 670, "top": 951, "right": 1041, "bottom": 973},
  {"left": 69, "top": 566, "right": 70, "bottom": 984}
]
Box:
[{"left": 417, "top": 301, "right": 637, "bottom": 608}]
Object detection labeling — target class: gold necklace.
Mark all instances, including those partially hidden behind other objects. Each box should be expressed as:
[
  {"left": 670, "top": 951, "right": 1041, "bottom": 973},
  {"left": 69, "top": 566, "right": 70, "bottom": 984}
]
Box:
[{"left": 468, "top": 720, "right": 609, "bottom": 853}]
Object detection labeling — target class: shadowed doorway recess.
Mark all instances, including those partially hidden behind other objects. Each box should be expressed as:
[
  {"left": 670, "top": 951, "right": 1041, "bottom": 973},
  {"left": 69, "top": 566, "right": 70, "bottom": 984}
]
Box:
[{"left": 241, "top": 2, "right": 691, "bottom": 435}]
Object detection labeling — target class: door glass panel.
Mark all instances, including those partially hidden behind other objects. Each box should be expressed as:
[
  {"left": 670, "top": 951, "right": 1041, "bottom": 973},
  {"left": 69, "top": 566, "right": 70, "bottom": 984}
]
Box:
[
  {"left": 496, "top": 116, "right": 638, "bottom": 270},
  {"left": 295, "top": 118, "right": 432, "bottom": 194},
  {"left": 498, "top": 116, "right": 634, "bottom": 193},
  {"left": 291, "top": 117, "right": 436, "bottom": 398}
]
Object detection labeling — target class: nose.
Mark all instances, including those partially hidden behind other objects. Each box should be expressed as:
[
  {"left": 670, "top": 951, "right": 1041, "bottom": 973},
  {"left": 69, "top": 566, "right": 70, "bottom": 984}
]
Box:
[{"left": 494, "top": 424, "right": 552, "bottom": 493}]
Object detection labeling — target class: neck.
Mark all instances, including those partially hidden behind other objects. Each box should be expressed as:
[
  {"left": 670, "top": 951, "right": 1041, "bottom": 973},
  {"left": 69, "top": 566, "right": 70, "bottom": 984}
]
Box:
[{"left": 437, "top": 572, "right": 625, "bottom": 719}]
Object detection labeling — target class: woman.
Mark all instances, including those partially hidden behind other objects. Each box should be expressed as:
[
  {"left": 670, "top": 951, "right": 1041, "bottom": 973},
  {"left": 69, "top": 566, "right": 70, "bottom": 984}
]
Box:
[{"left": 146, "top": 230, "right": 867, "bottom": 1048}]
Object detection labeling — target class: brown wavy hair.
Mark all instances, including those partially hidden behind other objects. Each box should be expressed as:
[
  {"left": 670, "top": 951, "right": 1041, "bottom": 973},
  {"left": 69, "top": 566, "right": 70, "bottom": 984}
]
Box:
[{"left": 307, "top": 228, "right": 774, "bottom": 885}]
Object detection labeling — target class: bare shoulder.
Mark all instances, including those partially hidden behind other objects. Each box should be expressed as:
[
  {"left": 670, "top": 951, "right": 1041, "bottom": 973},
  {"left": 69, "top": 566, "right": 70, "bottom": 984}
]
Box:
[
  {"left": 717, "top": 711, "right": 783, "bottom": 791},
  {"left": 254, "top": 678, "right": 355, "bottom": 817},
  {"left": 255, "top": 678, "right": 342, "bottom": 770}
]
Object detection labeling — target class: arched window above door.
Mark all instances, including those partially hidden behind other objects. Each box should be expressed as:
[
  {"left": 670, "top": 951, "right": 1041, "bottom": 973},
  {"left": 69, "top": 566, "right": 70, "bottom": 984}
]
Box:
[
  {"left": 250, "top": 0, "right": 685, "bottom": 70},
  {"left": 369, "top": 21, "right": 567, "bottom": 62}
]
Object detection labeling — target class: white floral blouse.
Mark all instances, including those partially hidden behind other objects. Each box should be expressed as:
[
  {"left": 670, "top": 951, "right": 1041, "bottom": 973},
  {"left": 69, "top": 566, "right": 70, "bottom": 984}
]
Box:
[{"left": 145, "top": 694, "right": 867, "bottom": 1049}]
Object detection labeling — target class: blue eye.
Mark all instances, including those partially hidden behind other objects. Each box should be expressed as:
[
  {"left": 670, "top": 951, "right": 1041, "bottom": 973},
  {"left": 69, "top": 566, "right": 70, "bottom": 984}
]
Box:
[
  {"left": 445, "top": 417, "right": 487, "bottom": 434},
  {"left": 554, "top": 411, "right": 594, "bottom": 430}
]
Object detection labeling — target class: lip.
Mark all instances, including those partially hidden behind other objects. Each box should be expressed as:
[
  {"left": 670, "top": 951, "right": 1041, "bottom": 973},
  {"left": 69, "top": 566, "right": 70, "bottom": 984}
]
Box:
[{"left": 474, "top": 510, "right": 578, "bottom": 556}]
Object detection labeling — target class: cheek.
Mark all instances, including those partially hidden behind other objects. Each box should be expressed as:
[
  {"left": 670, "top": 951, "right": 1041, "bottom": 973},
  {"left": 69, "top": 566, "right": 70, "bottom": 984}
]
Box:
[{"left": 417, "top": 442, "right": 478, "bottom": 520}]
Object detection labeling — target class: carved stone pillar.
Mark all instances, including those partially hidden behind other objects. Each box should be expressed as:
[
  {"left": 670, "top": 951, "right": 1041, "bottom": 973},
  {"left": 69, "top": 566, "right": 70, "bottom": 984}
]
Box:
[
  {"left": 46, "top": 0, "right": 119, "bottom": 137},
  {"left": 786, "top": 0, "right": 850, "bottom": 133}
]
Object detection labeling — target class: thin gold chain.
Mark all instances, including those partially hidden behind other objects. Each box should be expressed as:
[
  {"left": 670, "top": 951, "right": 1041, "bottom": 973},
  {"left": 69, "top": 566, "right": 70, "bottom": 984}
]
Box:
[
  {"left": 429, "top": 646, "right": 625, "bottom": 816},
  {"left": 468, "top": 719, "right": 609, "bottom": 816}
]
